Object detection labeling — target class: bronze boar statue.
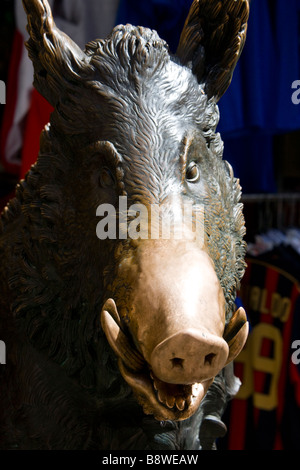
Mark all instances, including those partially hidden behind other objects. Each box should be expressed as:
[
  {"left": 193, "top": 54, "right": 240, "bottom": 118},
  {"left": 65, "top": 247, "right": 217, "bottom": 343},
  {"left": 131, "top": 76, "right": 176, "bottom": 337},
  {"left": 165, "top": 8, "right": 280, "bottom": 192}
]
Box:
[{"left": 0, "top": 0, "right": 249, "bottom": 450}]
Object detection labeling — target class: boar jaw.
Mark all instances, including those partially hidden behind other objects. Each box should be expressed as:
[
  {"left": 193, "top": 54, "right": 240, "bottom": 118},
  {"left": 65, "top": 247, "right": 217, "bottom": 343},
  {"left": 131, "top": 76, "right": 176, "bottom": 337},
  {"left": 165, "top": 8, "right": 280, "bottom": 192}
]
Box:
[
  {"left": 101, "top": 298, "right": 248, "bottom": 421},
  {"left": 101, "top": 298, "right": 212, "bottom": 420},
  {"left": 119, "top": 360, "right": 213, "bottom": 421},
  {"left": 101, "top": 298, "right": 211, "bottom": 420}
]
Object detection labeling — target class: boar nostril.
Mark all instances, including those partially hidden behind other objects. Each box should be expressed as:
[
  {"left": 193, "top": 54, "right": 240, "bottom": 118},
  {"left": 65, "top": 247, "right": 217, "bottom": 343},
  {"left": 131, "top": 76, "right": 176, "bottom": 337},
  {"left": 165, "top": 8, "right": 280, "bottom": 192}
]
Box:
[
  {"left": 204, "top": 353, "right": 216, "bottom": 366},
  {"left": 171, "top": 357, "right": 184, "bottom": 369}
]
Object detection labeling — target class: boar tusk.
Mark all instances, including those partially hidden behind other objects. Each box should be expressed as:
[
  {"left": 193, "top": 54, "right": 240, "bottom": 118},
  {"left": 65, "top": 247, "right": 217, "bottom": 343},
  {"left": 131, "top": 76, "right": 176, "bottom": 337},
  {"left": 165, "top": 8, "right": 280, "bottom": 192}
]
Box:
[
  {"left": 223, "top": 307, "right": 249, "bottom": 364},
  {"left": 101, "top": 301, "right": 145, "bottom": 372},
  {"left": 223, "top": 307, "right": 247, "bottom": 343}
]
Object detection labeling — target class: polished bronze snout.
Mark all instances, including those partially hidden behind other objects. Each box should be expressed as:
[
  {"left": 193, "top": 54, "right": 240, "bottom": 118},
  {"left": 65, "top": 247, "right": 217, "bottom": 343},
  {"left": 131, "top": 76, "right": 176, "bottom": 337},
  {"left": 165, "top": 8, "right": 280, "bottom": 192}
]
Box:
[{"left": 101, "top": 239, "right": 248, "bottom": 420}]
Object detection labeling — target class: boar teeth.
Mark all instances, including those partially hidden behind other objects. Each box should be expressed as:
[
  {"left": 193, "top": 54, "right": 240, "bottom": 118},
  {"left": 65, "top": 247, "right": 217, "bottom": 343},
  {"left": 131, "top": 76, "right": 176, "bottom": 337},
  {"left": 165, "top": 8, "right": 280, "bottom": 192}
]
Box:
[
  {"left": 166, "top": 396, "right": 176, "bottom": 409},
  {"left": 151, "top": 372, "right": 196, "bottom": 412},
  {"left": 157, "top": 391, "right": 164, "bottom": 404},
  {"left": 157, "top": 390, "right": 177, "bottom": 409},
  {"left": 175, "top": 398, "right": 186, "bottom": 411}
]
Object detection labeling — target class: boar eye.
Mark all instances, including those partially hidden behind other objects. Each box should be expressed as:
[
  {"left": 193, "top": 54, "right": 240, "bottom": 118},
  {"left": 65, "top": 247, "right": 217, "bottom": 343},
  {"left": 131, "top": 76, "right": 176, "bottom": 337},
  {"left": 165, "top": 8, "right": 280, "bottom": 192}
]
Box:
[
  {"left": 186, "top": 162, "right": 200, "bottom": 183},
  {"left": 99, "top": 167, "right": 115, "bottom": 188}
]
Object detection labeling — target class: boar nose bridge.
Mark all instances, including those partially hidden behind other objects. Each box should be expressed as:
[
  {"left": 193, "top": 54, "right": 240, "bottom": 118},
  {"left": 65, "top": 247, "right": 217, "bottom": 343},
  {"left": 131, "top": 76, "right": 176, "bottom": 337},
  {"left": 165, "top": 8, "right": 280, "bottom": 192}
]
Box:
[
  {"left": 125, "top": 191, "right": 199, "bottom": 243},
  {"left": 130, "top": 191, "right": 184, "bottom": 209},
  {"left": 139, "top": 193, "right": 194, "bottom": 222}
]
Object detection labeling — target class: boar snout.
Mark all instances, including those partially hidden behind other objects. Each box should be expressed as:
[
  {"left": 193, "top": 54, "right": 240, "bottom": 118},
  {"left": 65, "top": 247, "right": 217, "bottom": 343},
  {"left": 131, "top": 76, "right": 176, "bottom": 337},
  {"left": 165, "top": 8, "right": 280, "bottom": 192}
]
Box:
[
  {"left": 150, "top": 328, "right": 229, "bottom": 385},
  {"left": 101, "top": 239, "right": 248, "bottom": 420}
]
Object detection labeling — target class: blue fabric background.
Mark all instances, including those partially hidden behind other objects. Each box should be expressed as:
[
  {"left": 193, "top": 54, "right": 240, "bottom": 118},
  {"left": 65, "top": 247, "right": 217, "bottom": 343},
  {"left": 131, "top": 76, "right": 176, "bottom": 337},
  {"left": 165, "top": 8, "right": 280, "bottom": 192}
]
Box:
[{"left": 116, "top": 0, "right": 300, "bottom": 193}]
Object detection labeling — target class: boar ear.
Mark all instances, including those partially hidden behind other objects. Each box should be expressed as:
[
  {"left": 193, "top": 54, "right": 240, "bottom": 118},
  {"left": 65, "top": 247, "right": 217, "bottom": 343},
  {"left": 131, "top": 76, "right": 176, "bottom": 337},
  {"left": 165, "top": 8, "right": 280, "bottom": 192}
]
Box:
[
  {"left": 176, "top": 0, "right": 249, "bottom": 102},
  {"left": 22, "top": 0, "right": 92, "bottom": 107}
]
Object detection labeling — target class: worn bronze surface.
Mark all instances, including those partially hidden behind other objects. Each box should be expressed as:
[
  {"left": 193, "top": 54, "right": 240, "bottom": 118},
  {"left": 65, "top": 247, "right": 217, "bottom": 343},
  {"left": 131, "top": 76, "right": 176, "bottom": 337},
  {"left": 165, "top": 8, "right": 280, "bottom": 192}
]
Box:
[{"left": 0, "top": 0, "right": 249, "bottom": 450}]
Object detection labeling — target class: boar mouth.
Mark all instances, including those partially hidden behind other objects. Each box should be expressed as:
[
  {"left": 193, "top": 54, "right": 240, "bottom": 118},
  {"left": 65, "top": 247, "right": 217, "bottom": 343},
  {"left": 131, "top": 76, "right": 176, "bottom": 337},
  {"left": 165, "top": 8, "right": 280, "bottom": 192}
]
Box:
[
  {"left": 101, "top": 299, "right": 213, "bottom": 421},
  {"left": 118, "top": 360, "right": 212, "bottom": 421}
]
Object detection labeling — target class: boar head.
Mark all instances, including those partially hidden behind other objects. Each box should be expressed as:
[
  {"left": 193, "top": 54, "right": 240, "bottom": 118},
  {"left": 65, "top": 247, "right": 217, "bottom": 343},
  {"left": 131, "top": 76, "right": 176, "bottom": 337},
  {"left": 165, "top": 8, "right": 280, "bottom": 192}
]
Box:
[{"left": 21, "top": 0, "right": 249, "bottom": 422}]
